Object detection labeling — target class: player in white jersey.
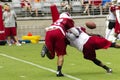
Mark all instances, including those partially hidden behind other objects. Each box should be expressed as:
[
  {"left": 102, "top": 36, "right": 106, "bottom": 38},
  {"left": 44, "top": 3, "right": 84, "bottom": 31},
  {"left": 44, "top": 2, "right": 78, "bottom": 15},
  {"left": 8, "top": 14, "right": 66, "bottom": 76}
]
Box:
[
  {"left": 66, "top": 26, "right": 120, "bottom": 73},
  {"left": 105, "top": 0, "right": 117, "bottom": 42}
]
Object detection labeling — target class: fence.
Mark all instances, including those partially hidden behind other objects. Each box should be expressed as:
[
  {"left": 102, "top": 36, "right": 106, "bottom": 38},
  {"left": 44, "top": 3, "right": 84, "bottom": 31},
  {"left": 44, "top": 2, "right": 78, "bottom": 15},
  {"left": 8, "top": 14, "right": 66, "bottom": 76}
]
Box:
[{"left": 0, "top": 0, "right": 110, "bottom": 17}]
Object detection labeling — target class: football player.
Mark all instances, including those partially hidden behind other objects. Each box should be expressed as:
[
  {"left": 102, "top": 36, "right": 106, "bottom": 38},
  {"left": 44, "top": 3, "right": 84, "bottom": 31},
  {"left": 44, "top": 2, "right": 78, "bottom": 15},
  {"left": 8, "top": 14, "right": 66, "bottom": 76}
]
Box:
[
  {"left": 105, "top": 0, "right": 117, "bottom": 42},
  {"left": 41, "top": 12, "right": 80, "bottom": 77},
  {"left": 66, "top": 26, "right": 120, "bottom": 73}
]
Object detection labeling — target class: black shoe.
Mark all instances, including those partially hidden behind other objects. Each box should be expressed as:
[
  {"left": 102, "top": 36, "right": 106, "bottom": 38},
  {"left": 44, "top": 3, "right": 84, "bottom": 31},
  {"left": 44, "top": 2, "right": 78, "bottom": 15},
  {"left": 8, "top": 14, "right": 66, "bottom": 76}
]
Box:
[
  {"left": 106, "top": 68, "right": 112, "bottom": 73},
  {"left": 41, "top": 45, "right": 54, "bottom": 59},
  {"left": 41, "top": 45, "right": 49, "bottom": 57},
  {"left": 56, "top": 71, "right": 64, "bottom": 77}
]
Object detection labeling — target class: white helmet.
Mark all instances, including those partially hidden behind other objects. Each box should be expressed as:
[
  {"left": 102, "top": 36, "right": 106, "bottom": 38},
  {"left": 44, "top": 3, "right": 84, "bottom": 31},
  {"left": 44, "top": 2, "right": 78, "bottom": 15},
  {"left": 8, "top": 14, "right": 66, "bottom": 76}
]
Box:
[{"left": 59, "top": 12, "right": 71, "bottom": 19}]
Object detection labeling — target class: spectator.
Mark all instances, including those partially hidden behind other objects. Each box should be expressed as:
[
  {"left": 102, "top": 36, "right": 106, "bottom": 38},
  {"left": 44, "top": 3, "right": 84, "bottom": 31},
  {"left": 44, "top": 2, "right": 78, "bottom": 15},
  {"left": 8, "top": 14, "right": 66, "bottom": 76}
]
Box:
[
  {"left": 102, "top": 0, "right": 111, "bottom": 11},
  {"left": 82, "top": 0, "right": 90, "bottom": 15},
  {"left": 61, "top": 0, "right": 72, "bottom": 13},
  {"left": 90, "top": 0, "right": 103, "bottom": 15},
  {"left": 33, "top": 0, "right": 41, "bottom": 17},
  {"left": 20, "top": 0, "right": 32, "bottom": 16},
  {"left": 3, "top": 4, "right": 21, "bottom": 46}
]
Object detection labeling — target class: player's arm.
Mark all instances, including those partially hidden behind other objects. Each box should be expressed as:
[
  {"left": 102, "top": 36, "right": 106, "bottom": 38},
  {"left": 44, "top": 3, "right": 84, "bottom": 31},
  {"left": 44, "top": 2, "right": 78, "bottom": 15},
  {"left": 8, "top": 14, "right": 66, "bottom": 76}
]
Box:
[
  {"left": 66, "top": 31, "right": 77, "bottom": 41},
  {"left": 67, "top": 19, "right": 80, "bottom": 37},
  {"left": 69, "top": 27, "right": 80, "bottom": 37}
]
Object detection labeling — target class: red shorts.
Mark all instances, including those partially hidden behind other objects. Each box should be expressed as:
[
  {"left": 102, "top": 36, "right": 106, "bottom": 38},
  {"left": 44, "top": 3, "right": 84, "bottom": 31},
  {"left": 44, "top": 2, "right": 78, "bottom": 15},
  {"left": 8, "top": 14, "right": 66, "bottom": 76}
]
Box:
[
  {"left": 83, "top": 36, "right": 111, "bottom": 60},
  {"left": 5, "top": 27, "right": 17, "bottom": 37},
  {"left": 45, "top": 29, "right": 67, "bottom": 58}
]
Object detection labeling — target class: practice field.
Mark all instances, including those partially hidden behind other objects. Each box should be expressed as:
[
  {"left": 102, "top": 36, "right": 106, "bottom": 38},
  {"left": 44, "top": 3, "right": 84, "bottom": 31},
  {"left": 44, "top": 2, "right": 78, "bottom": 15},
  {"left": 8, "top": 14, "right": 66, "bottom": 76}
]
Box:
[{"left": 0, "top": 43, "right": 120, "bottom": 80}]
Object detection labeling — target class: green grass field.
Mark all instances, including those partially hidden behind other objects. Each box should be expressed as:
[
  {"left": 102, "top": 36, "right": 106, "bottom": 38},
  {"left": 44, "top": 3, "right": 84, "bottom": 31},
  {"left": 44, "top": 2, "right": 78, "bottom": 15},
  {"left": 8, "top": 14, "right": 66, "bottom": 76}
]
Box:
[{"left": 0, "top": 43, "right": 120, "bottom": 80}]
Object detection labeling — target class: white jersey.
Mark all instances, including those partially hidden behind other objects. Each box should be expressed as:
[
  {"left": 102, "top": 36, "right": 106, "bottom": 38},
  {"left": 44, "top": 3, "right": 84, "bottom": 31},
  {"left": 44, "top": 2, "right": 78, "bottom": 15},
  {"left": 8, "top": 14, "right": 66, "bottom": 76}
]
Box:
[{"left": 66, "top": 27, "right": 90, "bottom": 51}]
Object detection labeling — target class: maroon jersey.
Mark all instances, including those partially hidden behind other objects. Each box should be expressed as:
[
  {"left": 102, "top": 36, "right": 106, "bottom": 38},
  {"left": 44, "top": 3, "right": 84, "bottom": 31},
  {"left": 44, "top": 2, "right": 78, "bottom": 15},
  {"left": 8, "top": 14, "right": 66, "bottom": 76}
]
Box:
[{"left": 51, "top": 18, "right": 74, "bottom": 33}]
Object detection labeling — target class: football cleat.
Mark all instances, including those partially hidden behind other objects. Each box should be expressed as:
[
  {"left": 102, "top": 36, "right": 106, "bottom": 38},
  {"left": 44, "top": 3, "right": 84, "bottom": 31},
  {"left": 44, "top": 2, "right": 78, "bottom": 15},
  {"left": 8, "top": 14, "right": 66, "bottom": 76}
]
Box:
[
  {"left": 106, "top": 68, "right": 112, "bottom": 73},
  {"left": 41, "top": 45, "right": 54, "bottom": 59},
  {"left": 41, "top": 45, "right": 49, "bottom": 57},
  {"left": 56, "top": 71, "right": 64, "bottom": 77}
]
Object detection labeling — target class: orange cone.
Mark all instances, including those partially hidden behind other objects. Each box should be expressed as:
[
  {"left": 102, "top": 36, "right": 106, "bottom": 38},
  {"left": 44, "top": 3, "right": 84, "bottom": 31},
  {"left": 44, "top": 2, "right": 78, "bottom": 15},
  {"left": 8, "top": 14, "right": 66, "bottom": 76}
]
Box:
[{"left": 27, "top": 32, "right": 32, "bottom": 36}]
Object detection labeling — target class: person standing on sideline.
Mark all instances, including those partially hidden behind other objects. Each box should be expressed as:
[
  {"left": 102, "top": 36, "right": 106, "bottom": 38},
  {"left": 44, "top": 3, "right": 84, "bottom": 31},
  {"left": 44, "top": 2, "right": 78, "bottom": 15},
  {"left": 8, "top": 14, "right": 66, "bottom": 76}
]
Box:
[
  {"left": 3, "top": 4, "right": 21, "bottom": 46},
  {"left": 41, "top": 12, "right": 80, "bottom": 77}
]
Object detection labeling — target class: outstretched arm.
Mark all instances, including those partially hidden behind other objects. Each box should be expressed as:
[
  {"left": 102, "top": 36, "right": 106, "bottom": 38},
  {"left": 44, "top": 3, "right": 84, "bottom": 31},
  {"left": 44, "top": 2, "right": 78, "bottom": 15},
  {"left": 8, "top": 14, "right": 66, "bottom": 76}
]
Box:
[{"left": 68, "top": 27, "right": 80, "bottom": 37}]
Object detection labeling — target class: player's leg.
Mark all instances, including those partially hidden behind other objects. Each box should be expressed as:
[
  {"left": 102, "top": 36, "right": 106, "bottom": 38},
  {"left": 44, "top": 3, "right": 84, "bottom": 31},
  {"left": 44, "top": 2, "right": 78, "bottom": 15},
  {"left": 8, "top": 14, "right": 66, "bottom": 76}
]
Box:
[
  {"left": 55, "top": 32, "right": 67, "bottom": 77},
  {"left": 56, "top": 55, "right": 64, "bottom": 77},
  {"left": 110, "top": 42, "right": 120, "bottom": 48},
  {"left": 5, "top": 28, "right": 11, "bottom": 46},
  {"left": 105, "top": 21, "right": 116, "bottom": 42},
  {"left": 92, "top": 58, "right": 112, "bottom": 73},
  {"left": 41, "top": 31, "right": 55, "bottom": 59},
  {"left": 11, "top": 27, "right": 21, "bottom": 46},
  {"left": 83, "top": 44, "right": 112, "bottom": 73},
  {"left": 7, "top": 36, "right": 11, "bottom": 46}
]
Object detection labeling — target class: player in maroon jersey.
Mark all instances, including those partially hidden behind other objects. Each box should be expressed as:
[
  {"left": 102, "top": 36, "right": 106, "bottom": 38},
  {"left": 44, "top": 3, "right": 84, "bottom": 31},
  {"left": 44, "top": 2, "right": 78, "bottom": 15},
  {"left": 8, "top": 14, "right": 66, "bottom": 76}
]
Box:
[
  {"left": 105, "top": 0, "right": 117, "bottom": 42},
  {"left": 41, "top": 12, "right": 80, "bottom": 77},
  {"left": 114, "top": 0, "right": 120, "bottom": 39}
]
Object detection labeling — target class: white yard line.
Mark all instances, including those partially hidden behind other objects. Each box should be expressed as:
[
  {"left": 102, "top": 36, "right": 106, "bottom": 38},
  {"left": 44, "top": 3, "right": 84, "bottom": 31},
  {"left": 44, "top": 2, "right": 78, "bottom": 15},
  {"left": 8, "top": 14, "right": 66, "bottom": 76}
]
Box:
[{"left": 0, "top": 53, "right": 81, "bottom": 80}]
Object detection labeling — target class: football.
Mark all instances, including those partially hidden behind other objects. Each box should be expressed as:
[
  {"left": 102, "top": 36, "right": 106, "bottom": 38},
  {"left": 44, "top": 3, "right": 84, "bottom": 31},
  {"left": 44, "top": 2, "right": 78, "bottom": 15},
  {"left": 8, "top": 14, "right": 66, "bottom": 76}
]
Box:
[{"left": 85, "top": 21, "right": 96, "bottom": 29}]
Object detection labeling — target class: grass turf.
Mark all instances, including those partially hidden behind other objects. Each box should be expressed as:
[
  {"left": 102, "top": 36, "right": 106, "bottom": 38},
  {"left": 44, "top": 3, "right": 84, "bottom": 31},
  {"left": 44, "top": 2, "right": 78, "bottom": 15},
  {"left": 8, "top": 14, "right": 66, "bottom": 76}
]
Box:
[{"left": 0, "top": 43, "right": 120, "bottom": 80}]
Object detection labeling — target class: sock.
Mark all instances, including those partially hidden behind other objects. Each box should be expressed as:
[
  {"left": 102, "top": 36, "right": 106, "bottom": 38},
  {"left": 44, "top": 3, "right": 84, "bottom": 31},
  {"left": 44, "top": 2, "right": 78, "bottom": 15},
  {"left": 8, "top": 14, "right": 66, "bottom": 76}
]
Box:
[
  {"left": 57, "top": 66, "right": 62, "bottom": 72},
  {"left": 102, "top": 65, "right": 109, "bottom": 70}
]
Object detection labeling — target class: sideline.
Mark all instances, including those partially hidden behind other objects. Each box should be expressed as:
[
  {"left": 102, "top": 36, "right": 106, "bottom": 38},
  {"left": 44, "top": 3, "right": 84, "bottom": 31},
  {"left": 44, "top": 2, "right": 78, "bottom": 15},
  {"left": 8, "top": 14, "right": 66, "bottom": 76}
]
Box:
[{"left": 0, "top": 53, "right": 81, "bottom": 80}]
